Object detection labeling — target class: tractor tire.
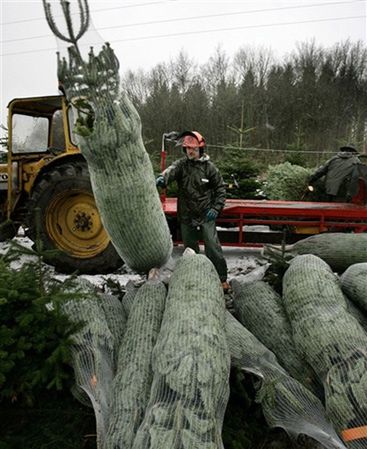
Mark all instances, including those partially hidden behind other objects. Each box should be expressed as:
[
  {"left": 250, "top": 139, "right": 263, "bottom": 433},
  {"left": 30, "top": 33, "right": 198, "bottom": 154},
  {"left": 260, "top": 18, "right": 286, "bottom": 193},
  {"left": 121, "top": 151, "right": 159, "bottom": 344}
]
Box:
[
  {"left": 26, "top": 161, "right": 123, "bottom": 274},
  {"left": 0, "top": 219, "right": 17, "bottom": 242}
]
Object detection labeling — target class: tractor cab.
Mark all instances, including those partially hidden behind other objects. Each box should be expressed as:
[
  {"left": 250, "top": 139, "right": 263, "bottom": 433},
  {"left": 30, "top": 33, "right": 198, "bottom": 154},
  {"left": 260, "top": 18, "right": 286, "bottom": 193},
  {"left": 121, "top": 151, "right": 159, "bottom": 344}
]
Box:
[
  {"left": 1, "top": 95, "right": 79, "bottom": 221},
  {"left": 9, "top": 95, "right": 66, "bottom": 156}
]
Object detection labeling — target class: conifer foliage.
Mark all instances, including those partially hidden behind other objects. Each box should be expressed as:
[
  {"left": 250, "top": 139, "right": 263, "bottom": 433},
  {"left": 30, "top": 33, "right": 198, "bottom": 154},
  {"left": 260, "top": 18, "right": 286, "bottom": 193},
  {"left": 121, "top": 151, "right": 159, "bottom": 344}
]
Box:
[{"left": 0, "top": 246, "right": 82, "bottom": 405}]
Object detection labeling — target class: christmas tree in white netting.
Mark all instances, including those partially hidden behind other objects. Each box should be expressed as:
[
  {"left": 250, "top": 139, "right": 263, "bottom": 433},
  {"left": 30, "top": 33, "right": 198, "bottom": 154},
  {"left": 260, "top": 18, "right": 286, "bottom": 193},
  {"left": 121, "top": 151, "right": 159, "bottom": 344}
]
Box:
[
  {"left": 283, "top": 255, "right": 367, "bottom": 449},
  {"left": 105, "top": 271, "right": 167, "bottom": 449},
  {"left": 42, "top": 0, "right": 172, "bottom": 273},
  {"left": 231, "top": 278, "right": 320, "bottom": 395},
  {"left": 133, "top": 250, "right": 231, "bottom": 449},
  {"left": 225, "top": 311, "right": 346, "bottom": 449},
  {"left": 341, "top": 263, "right": 367, "bottom": 314},
  {"left": 63, "top": 278, "right": 126, "bottom": 448}
]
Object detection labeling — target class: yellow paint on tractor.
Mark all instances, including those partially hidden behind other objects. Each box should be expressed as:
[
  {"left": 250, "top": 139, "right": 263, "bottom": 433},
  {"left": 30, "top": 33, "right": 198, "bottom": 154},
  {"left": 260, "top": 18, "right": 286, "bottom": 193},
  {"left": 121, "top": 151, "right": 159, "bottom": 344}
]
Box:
[
  {"left": 46, "top": 189, "right": 110, "bottom": 258},
  {"left": 21, "top": 152, "right": 78, "bottom": 194}
]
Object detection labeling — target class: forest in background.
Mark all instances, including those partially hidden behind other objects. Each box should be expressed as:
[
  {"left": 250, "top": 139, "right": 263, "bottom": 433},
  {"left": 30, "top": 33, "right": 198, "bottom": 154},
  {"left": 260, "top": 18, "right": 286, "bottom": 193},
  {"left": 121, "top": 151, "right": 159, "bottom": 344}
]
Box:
[
  {"left": 122, "top": 39, "right": 367, "bottom": 168},
  {"left": 3, "top": 40, "right": 366, "bottom": 171}
]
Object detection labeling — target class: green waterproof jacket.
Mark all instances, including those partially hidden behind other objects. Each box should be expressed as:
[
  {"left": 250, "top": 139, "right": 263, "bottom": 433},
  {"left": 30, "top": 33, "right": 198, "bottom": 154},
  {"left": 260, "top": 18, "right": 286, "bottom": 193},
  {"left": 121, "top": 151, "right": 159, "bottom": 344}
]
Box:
[
  {"left": 310, "top": 151, "right": 361, "bottom": 196},
  {"left": 162, "top": 155, "right": 226, "bottom": 226}
]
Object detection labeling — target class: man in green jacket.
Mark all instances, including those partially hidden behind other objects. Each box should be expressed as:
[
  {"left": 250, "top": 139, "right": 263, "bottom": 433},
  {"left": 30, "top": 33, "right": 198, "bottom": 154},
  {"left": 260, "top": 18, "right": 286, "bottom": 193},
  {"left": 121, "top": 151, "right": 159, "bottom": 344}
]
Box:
[
  {"left": 309, "top": 144, "right": 361, "bottom": 202},
  {"left": 156, "top": 130, "right": 229, "bottom": 290}
]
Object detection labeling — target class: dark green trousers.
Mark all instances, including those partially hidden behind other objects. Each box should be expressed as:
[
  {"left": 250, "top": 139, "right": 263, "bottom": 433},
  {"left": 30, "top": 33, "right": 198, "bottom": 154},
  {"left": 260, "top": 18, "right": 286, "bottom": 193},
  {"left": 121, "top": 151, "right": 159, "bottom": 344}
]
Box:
[{"left": 180, "top": 221, "right": 228, "bottom": 282}]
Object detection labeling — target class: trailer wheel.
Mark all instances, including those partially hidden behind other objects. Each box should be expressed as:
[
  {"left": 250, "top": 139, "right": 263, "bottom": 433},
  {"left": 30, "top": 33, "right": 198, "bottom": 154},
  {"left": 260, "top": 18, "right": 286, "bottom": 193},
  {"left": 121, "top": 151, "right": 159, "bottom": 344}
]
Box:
[{"left": 27, "top": 161, "right": 123, "bottom": 274}]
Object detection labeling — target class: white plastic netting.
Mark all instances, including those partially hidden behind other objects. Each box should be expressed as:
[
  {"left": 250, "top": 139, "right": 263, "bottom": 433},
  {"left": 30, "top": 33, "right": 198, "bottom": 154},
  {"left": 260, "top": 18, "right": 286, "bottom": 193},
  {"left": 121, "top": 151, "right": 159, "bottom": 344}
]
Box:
[
  {"left": 59, "top": 253, "right": 367, "bottom": 449},
  {"left": 121, "top": 280, "right": 141, "bottom": 318},
  {"left": 345, "top": 296, "right": 367, "bottom": 334},
  {"left": 283, "top": 255, "right": 367, "bottom": 449},
  {"left": 42, "top": 0, "right": 172, "bottom": 273},
  {"left": 63, "top": 279, "right": 126, "bottom": 448},
  {"left": 264, "top": 233, "right": 367, "bottom": 274},
  {"left": 105, "top": 278, "right": 167, "bottom": 449},
  {"left": 132, "top": 252, "right": 231, "bottom": 449},
  {"left": 341, "top": 263, "right": 367, "bottom": 315},
  {"left": 225, "top": 311, "right": 346, "bottom": 449},
  {"left": 231, "top": 278, "right": 320, "bottom": 396}
]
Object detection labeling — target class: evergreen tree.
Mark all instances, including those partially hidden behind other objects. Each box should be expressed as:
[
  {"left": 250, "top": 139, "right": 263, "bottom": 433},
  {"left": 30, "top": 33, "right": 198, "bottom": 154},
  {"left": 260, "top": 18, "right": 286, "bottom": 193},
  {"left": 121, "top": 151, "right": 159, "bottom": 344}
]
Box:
[
  {"left": 0, "top": 244, "right": 83, "bottom": 405},
  {"left": 125, "top": 41, "right": 366, "bottom": 165}
]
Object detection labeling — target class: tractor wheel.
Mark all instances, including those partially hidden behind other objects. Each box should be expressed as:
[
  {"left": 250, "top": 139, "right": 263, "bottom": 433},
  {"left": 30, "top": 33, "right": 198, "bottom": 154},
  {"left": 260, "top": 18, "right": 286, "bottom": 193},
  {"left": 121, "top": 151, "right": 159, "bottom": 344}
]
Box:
[
  {"left": 0, "top": 219, "right": 17, "bottom": 242},
  {"left": 27, "top": 161, "right": 123, "bottom": 274}
]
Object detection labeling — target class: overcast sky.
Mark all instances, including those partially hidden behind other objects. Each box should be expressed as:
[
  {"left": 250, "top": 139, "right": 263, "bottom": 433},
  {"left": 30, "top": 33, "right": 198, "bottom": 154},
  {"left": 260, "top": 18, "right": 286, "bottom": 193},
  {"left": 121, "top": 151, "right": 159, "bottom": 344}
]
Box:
[{"left": 1, "top": 0, "right": 366, "bottom": 133}]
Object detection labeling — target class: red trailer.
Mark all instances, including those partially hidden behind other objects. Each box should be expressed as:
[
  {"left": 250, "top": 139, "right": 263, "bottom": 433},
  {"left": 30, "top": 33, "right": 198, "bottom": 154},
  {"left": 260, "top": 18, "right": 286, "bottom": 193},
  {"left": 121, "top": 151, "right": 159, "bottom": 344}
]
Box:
[{"left": 162, "top": 197, "right": 367, "bottom": 246}]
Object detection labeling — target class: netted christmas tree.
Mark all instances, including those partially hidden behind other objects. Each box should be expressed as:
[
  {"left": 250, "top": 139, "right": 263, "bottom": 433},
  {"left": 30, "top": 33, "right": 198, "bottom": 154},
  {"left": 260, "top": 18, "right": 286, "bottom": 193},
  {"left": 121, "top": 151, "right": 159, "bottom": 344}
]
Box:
[
  {"left": 283, "top": 255, "right": 367, "bottom": 448},
  {"left": 133, "top": 251, "right": 231, "bottom": 449},
  {"left": 62, "top": 278, "right": 127, "bottom": 448},
  {"left": 42, "top": 0, "right": 172, "bottom": 273},
  {"left": 341, "top": 263, "right": 367, "bottom": 314},
  {"left": 225, "top": 311, "right": 346, "bottom": 449},
  {"left": 105, "top": 272, "right": 166, "bottom": 449},
  {"left": 231, "top": 278, "right": 320, "bottom": 395}
]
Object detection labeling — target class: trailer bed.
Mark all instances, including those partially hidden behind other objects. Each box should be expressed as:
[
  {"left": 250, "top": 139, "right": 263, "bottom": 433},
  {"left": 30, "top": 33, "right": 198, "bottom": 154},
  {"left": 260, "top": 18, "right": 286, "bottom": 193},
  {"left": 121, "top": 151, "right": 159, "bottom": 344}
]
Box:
[{"left": 161, "top": 197, "right": 367, "bottom": 246}]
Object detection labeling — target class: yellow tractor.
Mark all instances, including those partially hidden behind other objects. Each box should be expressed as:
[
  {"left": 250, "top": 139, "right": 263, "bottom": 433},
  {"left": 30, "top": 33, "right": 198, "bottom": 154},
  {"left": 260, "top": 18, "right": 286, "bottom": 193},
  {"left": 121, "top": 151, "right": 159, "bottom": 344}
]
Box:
[{"left": 0, "top": 95, "right": 122, "bottom": 273}]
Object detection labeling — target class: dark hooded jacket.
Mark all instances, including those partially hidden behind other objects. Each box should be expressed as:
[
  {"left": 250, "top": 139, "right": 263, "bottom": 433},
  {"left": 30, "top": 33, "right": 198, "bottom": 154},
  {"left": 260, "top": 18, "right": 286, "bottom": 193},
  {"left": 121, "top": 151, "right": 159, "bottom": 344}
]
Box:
[
  {"left": 162, "top": 155, "right": 226, "bottom": 226},
  {"left": 347, "top": 163, "right": 367, "bottom": 203},
  {"left": 309, "top": 151, "right": 361, "bottom": 196}
]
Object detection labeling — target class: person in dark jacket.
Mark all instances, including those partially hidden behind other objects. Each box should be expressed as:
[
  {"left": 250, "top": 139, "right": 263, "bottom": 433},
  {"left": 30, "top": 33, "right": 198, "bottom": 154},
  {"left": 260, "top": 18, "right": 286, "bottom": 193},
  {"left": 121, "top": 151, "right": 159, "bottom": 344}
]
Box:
[
  {"left": 309, "top": 144, "right": 361, "bottom": 202},
  {"left": 156, "top": 130, "right": 229, "bottom": 290}
]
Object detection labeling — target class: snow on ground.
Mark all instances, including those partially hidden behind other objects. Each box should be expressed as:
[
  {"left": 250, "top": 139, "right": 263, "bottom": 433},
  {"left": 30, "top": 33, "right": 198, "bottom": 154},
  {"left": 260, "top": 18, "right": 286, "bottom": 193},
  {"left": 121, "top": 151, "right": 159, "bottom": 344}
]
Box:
[{"left": 0, "top": 231, "right": 265, "bottom": 291}]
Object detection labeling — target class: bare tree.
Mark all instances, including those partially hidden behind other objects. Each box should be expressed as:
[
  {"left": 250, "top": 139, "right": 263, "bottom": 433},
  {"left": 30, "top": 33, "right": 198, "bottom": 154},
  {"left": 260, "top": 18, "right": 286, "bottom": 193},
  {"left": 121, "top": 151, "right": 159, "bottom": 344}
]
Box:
[
  {"left": 169, "top": 50, "right": 196, "bottom": 95},
  {"left": 121, "top": 69, "right": 150, "bottom": 107},
  {"left": 201, "top": 45, "right": 229, "bottom": 99}
]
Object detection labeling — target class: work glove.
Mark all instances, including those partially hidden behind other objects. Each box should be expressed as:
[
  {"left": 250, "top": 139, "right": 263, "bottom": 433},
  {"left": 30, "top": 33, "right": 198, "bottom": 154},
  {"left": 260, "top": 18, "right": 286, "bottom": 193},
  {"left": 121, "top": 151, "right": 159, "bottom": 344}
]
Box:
[
  {"left": 206, "top": 208, "right": 218, "bottom": 221},
  {"left": 156, "top": 175, "right": 166, "bottom": 187}
]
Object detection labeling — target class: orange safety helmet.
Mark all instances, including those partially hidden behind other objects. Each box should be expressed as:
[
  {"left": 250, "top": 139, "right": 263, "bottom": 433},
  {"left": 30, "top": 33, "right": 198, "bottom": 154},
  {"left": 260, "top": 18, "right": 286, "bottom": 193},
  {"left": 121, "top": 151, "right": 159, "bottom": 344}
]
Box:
[{"left": 177, "top": 130, "right": 206, "bottom": 155}]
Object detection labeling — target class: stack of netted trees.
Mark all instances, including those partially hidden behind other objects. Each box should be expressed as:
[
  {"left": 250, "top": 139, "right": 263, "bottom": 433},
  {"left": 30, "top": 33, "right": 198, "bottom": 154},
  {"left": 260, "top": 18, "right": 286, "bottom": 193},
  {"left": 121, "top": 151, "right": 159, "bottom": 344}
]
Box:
[
  {"left": 282, "top": 255, "right": 367, "bottom": 449},
  {"left": 62, "top": 249, "right": 355, "bottom": 449},
  {"left": 246, "top": 232, "right": 367, "bottom": 449}
]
